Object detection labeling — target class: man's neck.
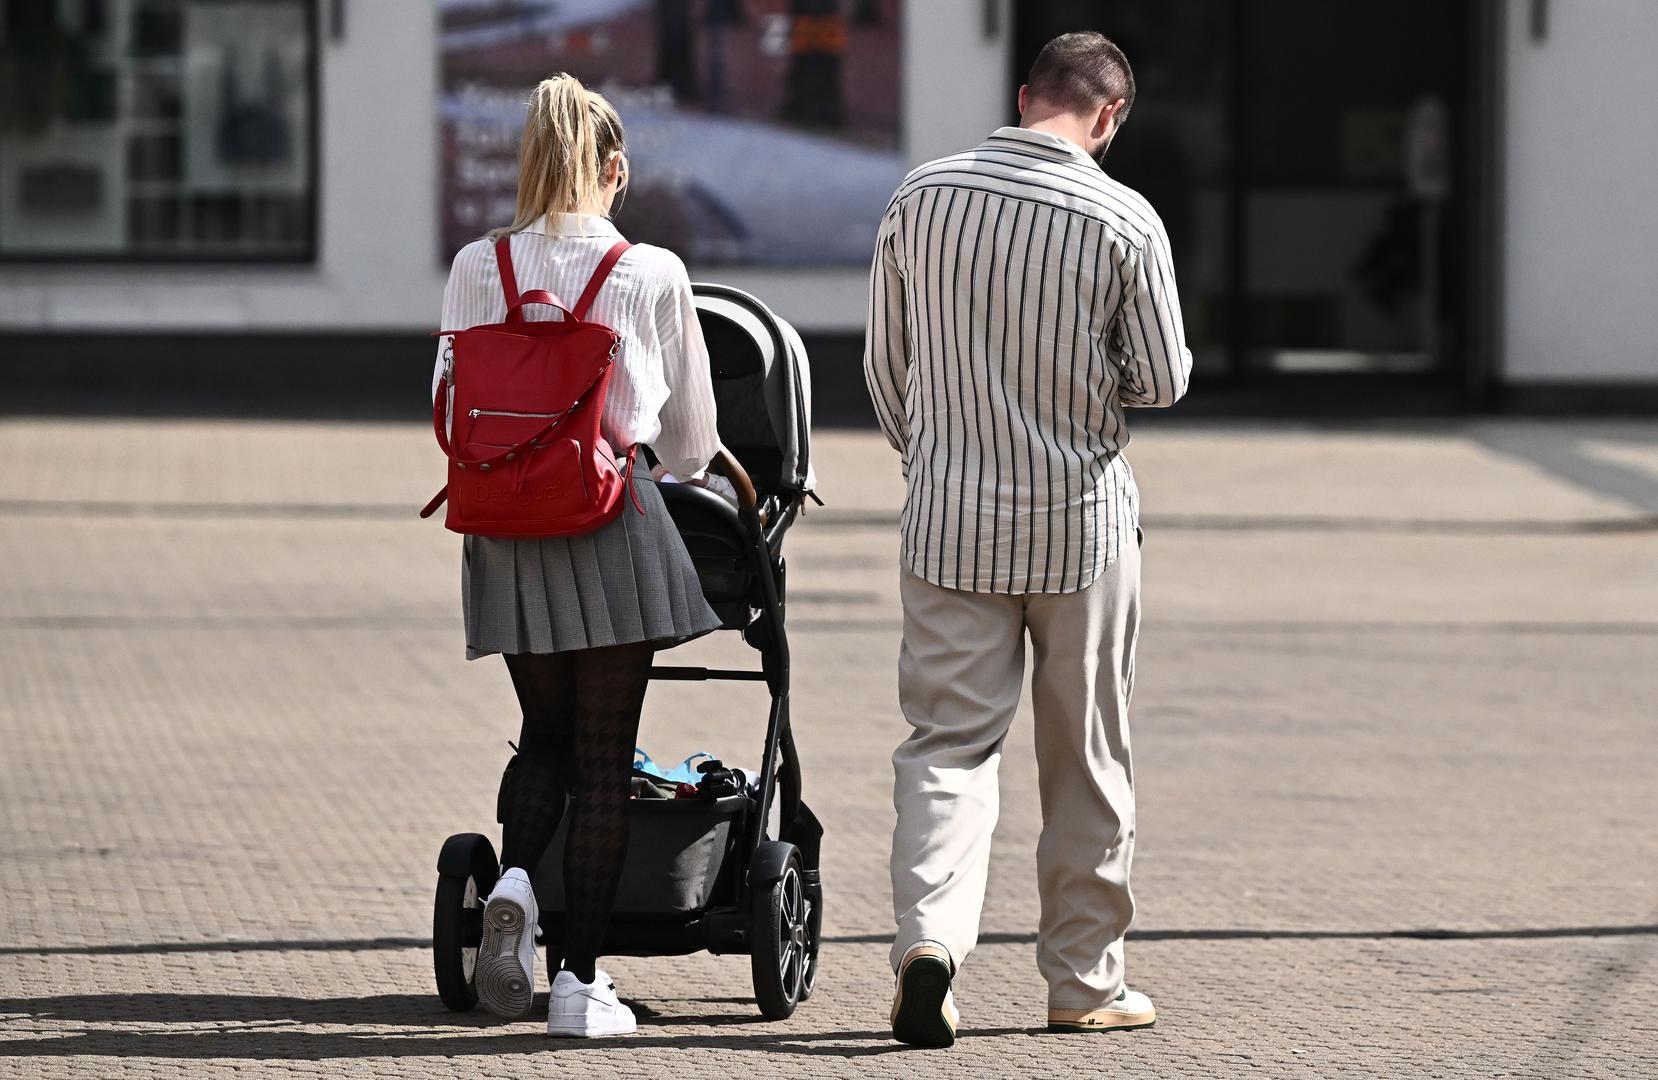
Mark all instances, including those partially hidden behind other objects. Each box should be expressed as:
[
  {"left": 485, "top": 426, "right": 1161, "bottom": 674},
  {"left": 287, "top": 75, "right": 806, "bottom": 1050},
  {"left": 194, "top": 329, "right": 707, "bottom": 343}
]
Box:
[{"left": 1021, "top": 116, "right": 1092, "bottom": 155}]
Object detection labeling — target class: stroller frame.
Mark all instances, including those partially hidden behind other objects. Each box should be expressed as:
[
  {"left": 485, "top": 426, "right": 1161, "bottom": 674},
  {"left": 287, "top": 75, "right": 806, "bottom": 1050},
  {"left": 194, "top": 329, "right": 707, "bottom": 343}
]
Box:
[{"left": 432, "top": 283, "right": 821, "bottom": 1021}]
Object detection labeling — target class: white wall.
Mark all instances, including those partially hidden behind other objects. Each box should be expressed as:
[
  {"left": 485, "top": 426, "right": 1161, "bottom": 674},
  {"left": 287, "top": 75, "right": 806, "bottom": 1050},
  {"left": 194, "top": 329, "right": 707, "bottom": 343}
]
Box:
[
  {"left": 0, "top": 0, "right": 1011, "bottom": 336},
  {"left": 1502, "top": 0, "right": 1658, "bottom": 382}
]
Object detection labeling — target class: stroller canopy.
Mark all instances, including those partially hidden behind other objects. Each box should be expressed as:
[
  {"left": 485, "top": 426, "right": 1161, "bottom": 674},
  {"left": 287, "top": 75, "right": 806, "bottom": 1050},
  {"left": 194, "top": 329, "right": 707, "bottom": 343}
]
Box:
[{"left": 691, "top": 284, "right": 814, "bottom": 497}]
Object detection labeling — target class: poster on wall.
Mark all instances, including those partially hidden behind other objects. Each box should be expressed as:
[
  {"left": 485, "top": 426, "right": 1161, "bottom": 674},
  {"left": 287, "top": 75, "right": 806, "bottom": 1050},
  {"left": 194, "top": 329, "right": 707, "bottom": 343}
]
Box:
[
  {"left": 437, "top": 0, "right": 905, "bottom": 266},
  {"left": 183, "top": 2, "right": 310, "bottom": 194}
]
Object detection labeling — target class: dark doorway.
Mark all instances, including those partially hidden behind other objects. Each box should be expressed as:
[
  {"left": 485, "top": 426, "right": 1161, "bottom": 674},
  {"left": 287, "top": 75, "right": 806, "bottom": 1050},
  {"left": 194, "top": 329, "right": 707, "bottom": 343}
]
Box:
[{"left": 1014, "top": 2, "right": 1489, "bottom": 403}]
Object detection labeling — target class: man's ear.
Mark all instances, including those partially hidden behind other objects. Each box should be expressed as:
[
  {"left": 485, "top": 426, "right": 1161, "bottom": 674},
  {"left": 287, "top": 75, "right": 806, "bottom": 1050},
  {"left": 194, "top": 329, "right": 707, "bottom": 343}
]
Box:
[
  {"left": 1099, "top": 96, "right": 1127, "bottom": 136},
  {"left": 1017, "top": 83, "right": 1029, "bottom": 117},
  {"left": 1091, "top": 102, "right": 1112, "bottom": 140}
]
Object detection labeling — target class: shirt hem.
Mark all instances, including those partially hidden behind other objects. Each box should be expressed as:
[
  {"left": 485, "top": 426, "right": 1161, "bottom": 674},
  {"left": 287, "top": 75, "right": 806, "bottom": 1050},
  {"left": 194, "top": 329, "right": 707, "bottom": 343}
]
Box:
[{"left": 901, "top": 552, "right": 1117, "bottom": 596}]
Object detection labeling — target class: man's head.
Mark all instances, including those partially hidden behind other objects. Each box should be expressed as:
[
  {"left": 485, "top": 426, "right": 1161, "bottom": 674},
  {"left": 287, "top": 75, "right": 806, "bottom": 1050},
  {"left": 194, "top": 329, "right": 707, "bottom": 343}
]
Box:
[{"left": 1018, "top": 32, "right": 1136, "bottom": 166}]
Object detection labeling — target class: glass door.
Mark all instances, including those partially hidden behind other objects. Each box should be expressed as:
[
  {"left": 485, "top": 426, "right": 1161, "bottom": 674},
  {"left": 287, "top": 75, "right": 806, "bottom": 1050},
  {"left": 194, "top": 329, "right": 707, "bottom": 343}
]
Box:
[
  {"left": 1238, "top": 0, "right": 1469, "bottom": 379},
  {"left": 1015, "top": 0, "right": 1238, "bottom": 381},
  {"left": 1013, "top": 0, "right": 1481, "bottom": 393}
]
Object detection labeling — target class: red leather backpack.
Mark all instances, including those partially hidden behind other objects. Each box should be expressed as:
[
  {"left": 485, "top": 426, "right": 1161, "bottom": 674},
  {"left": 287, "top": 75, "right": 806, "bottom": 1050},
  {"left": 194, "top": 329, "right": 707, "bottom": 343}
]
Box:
[{"left": 420, "top": 236, "right": 640, "bottom": 537}]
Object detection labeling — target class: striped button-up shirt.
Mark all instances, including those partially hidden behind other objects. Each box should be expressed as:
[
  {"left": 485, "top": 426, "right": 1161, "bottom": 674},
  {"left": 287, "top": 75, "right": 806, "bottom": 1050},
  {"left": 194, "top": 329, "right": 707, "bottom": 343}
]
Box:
[{"left": 864, "top": 126, "right": 1193, "bottom": 594}]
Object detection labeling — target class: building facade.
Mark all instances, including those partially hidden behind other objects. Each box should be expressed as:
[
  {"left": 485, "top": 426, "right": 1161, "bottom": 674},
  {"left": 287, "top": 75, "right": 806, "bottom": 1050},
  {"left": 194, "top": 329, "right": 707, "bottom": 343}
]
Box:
[{"left": 2, "top": 0, "right": 1654, "bottom": 416}]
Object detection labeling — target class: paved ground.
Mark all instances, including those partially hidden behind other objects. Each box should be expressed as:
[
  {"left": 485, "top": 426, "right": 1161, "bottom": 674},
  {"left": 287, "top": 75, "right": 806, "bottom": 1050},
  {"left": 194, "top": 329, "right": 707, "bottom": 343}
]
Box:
[{"left": 2, "top": 417, "right": 1656, "bottom": 1079}]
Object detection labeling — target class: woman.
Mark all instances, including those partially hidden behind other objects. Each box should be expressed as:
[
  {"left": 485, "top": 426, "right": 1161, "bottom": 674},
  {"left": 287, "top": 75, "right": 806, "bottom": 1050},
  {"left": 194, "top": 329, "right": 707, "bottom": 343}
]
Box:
[{"left": 433, "top": 73, "right": 735, "bottom": 1038}]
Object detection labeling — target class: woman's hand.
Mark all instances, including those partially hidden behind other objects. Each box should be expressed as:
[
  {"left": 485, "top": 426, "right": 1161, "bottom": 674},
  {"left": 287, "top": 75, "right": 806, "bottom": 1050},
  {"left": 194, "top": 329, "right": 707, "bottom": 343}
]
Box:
[
  {"left": 698, "top": 473, "right": 741, "bottom": 507},
  {"left": 650, "top": 464, "right": 741, "bottom": 510},
  {"left": 651, "top": 446, "right": 759, "bottom": 519}
]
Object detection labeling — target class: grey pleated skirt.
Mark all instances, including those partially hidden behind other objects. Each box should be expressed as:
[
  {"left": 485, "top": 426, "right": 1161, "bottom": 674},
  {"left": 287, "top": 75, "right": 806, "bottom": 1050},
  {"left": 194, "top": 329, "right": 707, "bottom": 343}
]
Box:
[{"left": 461, "top": 478, "right": 721, "bottom": 659}]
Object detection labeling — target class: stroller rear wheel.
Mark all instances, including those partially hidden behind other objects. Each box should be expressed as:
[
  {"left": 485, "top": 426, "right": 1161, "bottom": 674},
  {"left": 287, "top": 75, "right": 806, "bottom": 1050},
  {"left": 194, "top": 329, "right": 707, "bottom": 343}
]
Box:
[
  {"left": 433, "top": 833, "right": 499, "bottom": 1012},
  {"left": 750, "top": 844, "right": 813, "bottom": 1019}
]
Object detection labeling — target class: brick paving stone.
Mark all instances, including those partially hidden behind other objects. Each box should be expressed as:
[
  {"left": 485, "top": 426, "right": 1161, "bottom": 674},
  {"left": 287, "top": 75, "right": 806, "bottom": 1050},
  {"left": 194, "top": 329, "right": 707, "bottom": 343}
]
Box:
[{"left": 2, "top": 418, "right": 1656, "bottom": 1078}]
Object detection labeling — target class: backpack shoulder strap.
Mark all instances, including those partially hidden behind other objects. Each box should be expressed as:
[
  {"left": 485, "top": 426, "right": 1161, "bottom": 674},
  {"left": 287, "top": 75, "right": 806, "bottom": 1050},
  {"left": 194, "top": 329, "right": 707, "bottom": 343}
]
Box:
[
  {"left": 572, "top": 241, "right": 631, "bottom": 321},
  {"left": 494, "top": 235, "right": 520, "bottom": 309}
]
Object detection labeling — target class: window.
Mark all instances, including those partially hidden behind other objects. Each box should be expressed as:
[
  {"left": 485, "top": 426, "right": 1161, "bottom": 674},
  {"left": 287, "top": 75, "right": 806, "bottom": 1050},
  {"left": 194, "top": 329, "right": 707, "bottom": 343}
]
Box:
[{"left": 0, "top": 0, "right": 316, "bottom": 261}]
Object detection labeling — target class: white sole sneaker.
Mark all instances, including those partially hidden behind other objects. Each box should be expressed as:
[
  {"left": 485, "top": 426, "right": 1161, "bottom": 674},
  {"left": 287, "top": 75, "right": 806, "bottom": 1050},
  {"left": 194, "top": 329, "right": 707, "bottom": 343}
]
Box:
[
  {"left": 1048, "top": 989, "right": 1157, "bottom": 1032},
  {"left": 546, "top": 1012, "right": 638, "bottom": 1038},
  {"left": 476, "top": 894, "right": 535, "bottom": 1019},
  {"left": 547, "top": 970, "right": 637, "bottom": 1038}
]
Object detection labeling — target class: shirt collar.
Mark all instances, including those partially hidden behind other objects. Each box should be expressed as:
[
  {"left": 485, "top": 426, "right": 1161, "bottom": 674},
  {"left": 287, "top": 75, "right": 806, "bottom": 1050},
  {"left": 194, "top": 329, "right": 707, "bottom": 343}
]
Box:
[
  {"left": 525, "top": 212, "right": 623, "bottom": 239},
  {"left": 982, "top": 125, "right": 1098, "bottom": 168}
]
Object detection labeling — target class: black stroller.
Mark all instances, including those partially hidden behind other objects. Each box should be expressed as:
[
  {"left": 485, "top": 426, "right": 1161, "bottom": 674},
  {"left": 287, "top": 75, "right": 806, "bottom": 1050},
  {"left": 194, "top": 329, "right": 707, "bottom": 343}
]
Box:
[{"left": 432, "top": 284, "right": 822, "bottom": 1020}]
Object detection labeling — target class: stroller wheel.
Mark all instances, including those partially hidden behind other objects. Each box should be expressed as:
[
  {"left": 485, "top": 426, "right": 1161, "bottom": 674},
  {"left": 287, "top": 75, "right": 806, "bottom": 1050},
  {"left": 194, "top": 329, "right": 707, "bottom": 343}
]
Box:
[
  {"left": 750, "top": 844, "right": 809, "bottom": 1020},
  {"left": 433, "top": 833, "right": 498, "bottom": 1012},
  {"left": 799, "top": 873, "right": 823, "bottom": 1001}
]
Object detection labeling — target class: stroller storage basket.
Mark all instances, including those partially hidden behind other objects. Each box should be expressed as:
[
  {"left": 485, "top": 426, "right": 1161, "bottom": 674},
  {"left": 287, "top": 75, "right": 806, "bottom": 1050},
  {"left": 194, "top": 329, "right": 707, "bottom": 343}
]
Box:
[{"left": 531, "top": 795, "right": 747, "bottom": 916}]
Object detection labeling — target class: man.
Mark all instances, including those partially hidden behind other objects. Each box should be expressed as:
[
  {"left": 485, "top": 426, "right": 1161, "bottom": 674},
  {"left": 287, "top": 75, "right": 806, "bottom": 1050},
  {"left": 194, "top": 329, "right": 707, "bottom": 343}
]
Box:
[{"left": 863, "top": 32, "right": 1191, "bottom": 1047}]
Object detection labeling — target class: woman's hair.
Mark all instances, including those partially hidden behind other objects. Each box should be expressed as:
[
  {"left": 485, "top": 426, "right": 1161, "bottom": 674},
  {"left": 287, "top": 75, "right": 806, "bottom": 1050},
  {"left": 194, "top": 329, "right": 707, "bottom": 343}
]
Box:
[{"left": 492, "top": 73, "right": 626, "bottom": 238}]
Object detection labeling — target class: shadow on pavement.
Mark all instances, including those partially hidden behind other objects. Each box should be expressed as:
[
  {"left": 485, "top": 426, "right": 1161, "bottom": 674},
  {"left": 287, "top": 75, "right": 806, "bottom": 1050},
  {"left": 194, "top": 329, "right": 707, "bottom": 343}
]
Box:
[
  {"left": 0, "top": 991, "right": 1026, "bottom": 1059},
  {"left": 6, "top": 922, "right": 1657, "bottom": 960},
  {"left": 828, "top": 924, "right": 1658, "bottom": 945}
]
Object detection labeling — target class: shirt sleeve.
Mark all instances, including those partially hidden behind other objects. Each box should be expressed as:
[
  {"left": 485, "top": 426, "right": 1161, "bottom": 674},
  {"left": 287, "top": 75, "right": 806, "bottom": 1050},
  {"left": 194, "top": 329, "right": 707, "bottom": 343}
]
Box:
[
  {"left": 649, "top": 258, "right": 722, "bottom": 480},
  {"left": 433, "top": 290, "right": 457, "bottom": 404},
  {"left": 1109, "top": 214, "right": 1193, "bottom": 409},
  {"left": 434, "top": 240, "right": 488, "bottom": 401},
  {"left": 863, "top": 206, "right": 910, "bottom": 453}
]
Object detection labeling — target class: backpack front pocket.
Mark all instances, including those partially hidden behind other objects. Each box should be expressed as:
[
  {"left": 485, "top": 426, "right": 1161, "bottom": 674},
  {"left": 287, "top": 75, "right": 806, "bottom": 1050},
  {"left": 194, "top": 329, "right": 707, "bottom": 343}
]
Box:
[
  {"left": 456, "top": 433, "right": 591, "bottom": 523},
  {"left": 463, "top": 407, "right": 568, "bottom": 449}
]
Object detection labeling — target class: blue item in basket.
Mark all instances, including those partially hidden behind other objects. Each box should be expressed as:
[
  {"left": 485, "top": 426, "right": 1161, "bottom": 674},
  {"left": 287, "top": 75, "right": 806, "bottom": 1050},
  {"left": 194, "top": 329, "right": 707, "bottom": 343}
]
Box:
[{"left": 634, "top": 748, "right": 717, "bottom": 786}]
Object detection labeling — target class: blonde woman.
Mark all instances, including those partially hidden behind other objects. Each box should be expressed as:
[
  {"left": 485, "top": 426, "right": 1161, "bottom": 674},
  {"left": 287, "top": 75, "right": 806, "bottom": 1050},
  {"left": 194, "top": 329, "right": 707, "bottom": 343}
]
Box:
[{"left": 434, "top": 74, "right": 733, "bottom": 1037}]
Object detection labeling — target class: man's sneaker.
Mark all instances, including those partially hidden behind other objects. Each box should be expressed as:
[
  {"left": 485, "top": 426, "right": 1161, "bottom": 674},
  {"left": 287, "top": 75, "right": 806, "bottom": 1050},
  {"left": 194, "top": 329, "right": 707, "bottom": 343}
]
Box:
[
  {"left": 890, "top": 941, "right": 958, "bottom": 1048},
  {"left": 1048, "top": 988, "right": 1157, "bottom": 1032},
  {"left": 476, "top": 867, "right": 539, "bottom": 1020},
  {"left": 547, "top": 969, "right": 638, "bottom": 1037}
]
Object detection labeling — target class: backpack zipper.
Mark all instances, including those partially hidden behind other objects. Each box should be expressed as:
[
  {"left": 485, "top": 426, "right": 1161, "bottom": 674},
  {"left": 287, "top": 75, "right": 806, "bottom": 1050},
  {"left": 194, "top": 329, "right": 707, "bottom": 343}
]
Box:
[{"left": 468, "top": 408, "right": 565, "bottom": 419}]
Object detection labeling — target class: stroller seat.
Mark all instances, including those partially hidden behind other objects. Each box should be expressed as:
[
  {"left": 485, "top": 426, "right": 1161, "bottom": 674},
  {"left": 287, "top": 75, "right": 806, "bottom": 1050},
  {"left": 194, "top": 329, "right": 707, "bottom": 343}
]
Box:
[
  {"left": 658, "top": 481, "right": 751, "bottom": 629},
  {"left": 658, "top": 283, "right": 814, "bottom": 631}
]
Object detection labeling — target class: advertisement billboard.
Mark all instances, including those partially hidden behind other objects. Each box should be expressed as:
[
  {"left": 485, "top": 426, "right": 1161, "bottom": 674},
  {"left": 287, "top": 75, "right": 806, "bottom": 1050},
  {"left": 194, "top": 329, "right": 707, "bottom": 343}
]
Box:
[{"left": 438, "top": 0, "right": 905, "bottom": 266}]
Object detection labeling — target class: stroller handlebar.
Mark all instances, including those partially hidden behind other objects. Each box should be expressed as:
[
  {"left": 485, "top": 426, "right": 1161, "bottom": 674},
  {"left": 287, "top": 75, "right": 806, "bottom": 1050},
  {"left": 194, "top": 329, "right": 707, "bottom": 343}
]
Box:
[{"left": 708, "top": 447, "right": 761, "bottom": 519}]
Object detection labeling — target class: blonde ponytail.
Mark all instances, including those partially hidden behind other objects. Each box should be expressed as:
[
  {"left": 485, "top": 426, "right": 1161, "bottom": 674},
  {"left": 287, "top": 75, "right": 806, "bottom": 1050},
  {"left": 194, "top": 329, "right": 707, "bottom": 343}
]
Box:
[{"left": 492, "top": 73, "right": 627, "bottom": 239}]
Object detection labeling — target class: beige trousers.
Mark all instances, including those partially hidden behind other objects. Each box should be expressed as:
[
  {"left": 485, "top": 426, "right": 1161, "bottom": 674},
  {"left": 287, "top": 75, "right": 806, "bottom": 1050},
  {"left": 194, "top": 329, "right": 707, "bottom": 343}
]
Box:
[{"left": 890, "top": 536, "right": 1140, "bottom": 1010}]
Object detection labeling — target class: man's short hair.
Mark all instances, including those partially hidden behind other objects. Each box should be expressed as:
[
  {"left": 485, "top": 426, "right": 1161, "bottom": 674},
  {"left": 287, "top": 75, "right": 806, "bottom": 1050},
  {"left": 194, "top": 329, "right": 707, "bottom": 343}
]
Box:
[{"left": 1026, "top": 32, "right": 1136, "bottom": 121}]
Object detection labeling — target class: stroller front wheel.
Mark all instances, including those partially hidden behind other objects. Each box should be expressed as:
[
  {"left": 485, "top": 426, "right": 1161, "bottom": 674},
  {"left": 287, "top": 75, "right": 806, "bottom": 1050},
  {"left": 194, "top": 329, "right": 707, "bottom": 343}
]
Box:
[{"left": 750, "top": 844, "right": 811, "bottom": 1019}]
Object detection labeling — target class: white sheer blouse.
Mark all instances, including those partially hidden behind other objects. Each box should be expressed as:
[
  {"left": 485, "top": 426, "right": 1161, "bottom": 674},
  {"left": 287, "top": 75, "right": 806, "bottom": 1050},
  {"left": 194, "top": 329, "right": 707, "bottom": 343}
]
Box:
[{"left": 434, "top": 213, "right": 721, "bottom": 480}]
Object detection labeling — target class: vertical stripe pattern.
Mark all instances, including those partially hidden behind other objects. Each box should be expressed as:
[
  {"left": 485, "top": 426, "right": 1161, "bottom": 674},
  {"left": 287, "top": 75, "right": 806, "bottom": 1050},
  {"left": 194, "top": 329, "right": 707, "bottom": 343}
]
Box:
[{"left": 864, "top": 126, "right": 1193, "bottom": 594}]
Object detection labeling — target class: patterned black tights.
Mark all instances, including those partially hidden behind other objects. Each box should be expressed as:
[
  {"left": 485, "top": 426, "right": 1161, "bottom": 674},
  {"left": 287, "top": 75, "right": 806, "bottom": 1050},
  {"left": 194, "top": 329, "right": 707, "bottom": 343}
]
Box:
[{"left": 500, "top": 642, "right": 654, "bottom": 984}]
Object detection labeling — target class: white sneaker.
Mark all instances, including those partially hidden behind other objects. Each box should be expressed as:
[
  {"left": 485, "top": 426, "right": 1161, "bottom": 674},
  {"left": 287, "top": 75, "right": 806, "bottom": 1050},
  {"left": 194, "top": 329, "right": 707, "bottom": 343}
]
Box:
[
  {"left": 547, "top": 969, "right": 638, "bottom": 1037},
  {"left": 476, "top": 867, "right": 539, "bottom": 1020},
  {"left": 1048, "top": 988, "right": 1157, "bottom": 1032}
]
